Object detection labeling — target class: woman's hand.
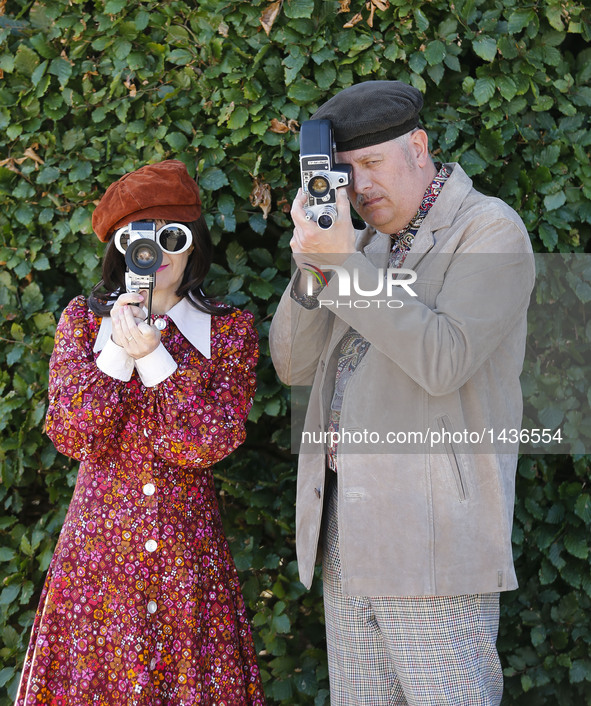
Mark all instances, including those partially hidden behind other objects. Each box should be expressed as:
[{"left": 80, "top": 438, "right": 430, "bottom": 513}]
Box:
[{"left": 111, "top": 292, "right": 161, "bottom": 359}]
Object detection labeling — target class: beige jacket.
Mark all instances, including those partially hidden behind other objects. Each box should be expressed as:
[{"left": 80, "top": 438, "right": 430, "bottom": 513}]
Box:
[{"left": 270, "top": 163, "right": 535, "bottom": 596}]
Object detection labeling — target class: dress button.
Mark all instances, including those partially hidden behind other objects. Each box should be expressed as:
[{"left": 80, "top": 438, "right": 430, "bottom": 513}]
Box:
[
  {"left": 147, "top": 600, "right": 157, "bottom": 614},
  {"left": 154, "top": 318, "right": 167, "bottom": 331},
  {"left": 142, "top": 483, "right": 156, "bottom": 496},
  {"left": 145, "top": 539, "right": 158, "bottom": 553}
]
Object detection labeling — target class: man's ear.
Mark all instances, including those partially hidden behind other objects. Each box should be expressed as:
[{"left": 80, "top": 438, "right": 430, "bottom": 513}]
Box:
[{"left": 410, "top": 129, "right": 431, "bottom": 167}]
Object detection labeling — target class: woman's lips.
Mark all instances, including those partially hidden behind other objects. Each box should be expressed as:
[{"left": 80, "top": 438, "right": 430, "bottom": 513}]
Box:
[{"left": 156, "top": 264, "right": 169, "bottom": 273}]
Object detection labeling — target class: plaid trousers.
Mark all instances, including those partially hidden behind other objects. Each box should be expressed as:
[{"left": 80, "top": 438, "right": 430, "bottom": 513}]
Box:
[{"left": 322, "top": 478, "right": 504, "bottom": 706}]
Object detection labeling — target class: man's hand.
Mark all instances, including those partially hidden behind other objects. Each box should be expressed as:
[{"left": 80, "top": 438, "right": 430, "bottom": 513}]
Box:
[{"left": 290, "top": 186, "right": 356, "bottom": 267}]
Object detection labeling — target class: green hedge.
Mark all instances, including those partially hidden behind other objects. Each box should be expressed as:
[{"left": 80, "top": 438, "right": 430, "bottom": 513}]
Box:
[{"left": 0, "top": 0, "right": 590, "bottom": 703}]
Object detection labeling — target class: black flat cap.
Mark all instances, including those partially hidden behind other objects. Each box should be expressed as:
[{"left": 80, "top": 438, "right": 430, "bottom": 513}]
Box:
[{"left": 311, "top": 80, "right": 424, "bottom": 152}]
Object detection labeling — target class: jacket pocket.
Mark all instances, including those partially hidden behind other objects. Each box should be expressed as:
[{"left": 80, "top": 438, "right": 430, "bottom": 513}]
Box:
[{"left": 436, "top": 414, "right": 470, "bottom": 502}]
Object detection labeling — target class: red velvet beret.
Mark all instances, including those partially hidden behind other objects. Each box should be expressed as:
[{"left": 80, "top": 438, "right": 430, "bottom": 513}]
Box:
[{"left": 92, "top": 160, "right": 202, "bottom": 242}]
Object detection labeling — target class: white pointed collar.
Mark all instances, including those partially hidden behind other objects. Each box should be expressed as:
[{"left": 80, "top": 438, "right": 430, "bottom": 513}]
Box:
[{"left": 93, "top": 296, "right": 212, "bottom": 358}]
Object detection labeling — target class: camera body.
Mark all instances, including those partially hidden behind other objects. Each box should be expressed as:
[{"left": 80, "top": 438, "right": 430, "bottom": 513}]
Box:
[
  {"left": 116, "top": 221, "right": 163, "bottom": 321},
  {"left": 120, "top": 221, "right": 163, "bottom": 295},
  {"left": 300, "top": 119, "right": 352, "bottom": 230}
]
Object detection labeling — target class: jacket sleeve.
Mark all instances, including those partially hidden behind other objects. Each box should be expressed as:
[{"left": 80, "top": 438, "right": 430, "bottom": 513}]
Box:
[
  {"left": 45, "top": 296, "right": 130, "bottom": 462},
  {"left": 141, "top": 310, "right": 259, "bottom": 468},
  {"left": 321, "top": 215, "right": 535, "bottom": 397},
  {"left": 269, "top": 271, "right": 333, "bottom": 386}
]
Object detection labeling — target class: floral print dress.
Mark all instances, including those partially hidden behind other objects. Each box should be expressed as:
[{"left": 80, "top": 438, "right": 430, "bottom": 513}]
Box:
[{"left": 16, "top": 296, "right": 266, "bottom": 705}]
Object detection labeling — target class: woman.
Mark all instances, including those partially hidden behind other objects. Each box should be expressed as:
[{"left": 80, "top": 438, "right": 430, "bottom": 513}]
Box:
[{"left": 16, "top": 160, "right": 266, "bottom": 705}]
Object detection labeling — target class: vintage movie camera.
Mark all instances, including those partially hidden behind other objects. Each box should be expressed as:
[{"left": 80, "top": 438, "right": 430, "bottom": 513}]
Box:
[
  {"left": 114, "top": 221, "right": 194, "bottom": 321},
  {"left": 114, "top": 221, "right": 163, "bottom": 320},
  {"left": 300, "top": 119, "right": 352, "bottom": 230}
]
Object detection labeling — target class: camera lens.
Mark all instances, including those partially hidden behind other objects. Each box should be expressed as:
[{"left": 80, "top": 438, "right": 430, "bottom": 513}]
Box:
[
  {"left": 133, "top": 245, "right": 157, "bottom": 267},
  {"left": 316, "top": 204, "right": 337, "bottom": 230},
  {"left": 125, "top": 238, "right": 163, "bottom": 275},
  {"left": 308, "top": 174, "right": 331, "bottom": 198}
]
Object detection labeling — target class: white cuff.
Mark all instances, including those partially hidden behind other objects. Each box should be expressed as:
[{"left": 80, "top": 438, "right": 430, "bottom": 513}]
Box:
[
  {"left": 96, "top": 337, "right": 134, "bottom": 381},
  {"left": 135, "top": 343, "right": 178, "bottom": 388}
]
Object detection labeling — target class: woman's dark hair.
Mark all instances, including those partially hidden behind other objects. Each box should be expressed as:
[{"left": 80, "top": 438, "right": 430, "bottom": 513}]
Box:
[{"left": 88, "top": 215, "right": 233, "bottom": 316}]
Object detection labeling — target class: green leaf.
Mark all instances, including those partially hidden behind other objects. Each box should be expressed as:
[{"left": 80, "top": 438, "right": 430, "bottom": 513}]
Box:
[
  {"left": 538, "top": 222, "right": 558, "bottom": 250},
  {"left": 21, "top": 282, "right": 44, "bottom": 314},
  {"left": 250, "top": 280, "right": 275, "bottom": 299},
  {"left": 113, "top": 39, "right": 132, "bottom": 61},
  {"left": 570, "top": 660, "right": 591, "bottom": 683},
  {"left": 473, "top": 77, "right": 496, "bottom": 105},
  {"left": 532, "top": 95, "right": 554, "bottom": 112},
  {"left": 271, "top": 612, "right": 291, "bottom": 634},
  {"left": 537, "top": 145, "right": 561, "bottom": 167},
  {"left": 226, "top": 241, "right": 247, "bottom": 272},
  {"left": 0, "top": 547, "right": 15, "bottom": 561},
  {"left": 69, "top": 161, "right": 92, "bottom": 182},
  {"left": 135, "top": 10, "right": 150, "bottom": 30},
  {"left": 0, "top": 668, "right": 14, "bottom": 688},
  {"left": 574, "top": 494, "right": 591, "bottom": 523},
  {"left": 228, "top": 106, "right": 249, "bottom": 130},
  {"left": 444, "top": 54, "right": 461, "bottom": 72},
  {"left": 413, "top": 8, "right": 430, "bottom": 32},
  {"left": 497, "top": 76, "right": 517, "bottom": 101},
  {"left": 0, "top": 54, "right": 15, "bottom": 73},
  {"left": 31, "top": 59, "right": 48, "bottom": 87},
  {"left": 427, "top": 64, "right": 445, "bottom": 86},
  {"left": 14, "top": 44, "right": 40, "bottom": 76},
  {"left": 507, "top": 9, "right": 536, "bottom": 34},
  {"left": 167, "top": 49, "right": 193, "bottom": 66},
  {"left": 462, "top": 76, "right": 475, "bottom": 94},
  {"left": 104, "top": 0, "right": 127, "bottom": 12},
  {"left": 284, "top": 51, "right": 306, "bottom": 85},
  {"left": 314, "top": 62, "right": 337, "bottom": 90},
  {"left": 199, "top": 167, "right": 229, "bottom": 191},
  {"left": 36, "top": 166, "right": 61, "bottom": 185},
  {"left": 538, "top": 405, "right": 564, "bottom": 428},
  {"left": 424, "top": 40, "right": 446, "bottom": 66},
  {"left": 409, "top": 51, "right": 427, "bottom": 74},
  {"left": 564, "top": 533, "right": 589, "bottom": 560},
  {"left": 460, "top": 149, "right": 487, "bottom": 176},
  {"left": 0, "top": 584, "right": 20, "bottom": 605},
  {"left": 165, "top": 131, "right": 189, "bottom": 150},
  {"left": 283, "top": 0, "right": 315, "bottom": 19},
  {"left": 48, "top": 57, "right": 72, "bottom": 87},
  {"left": 545, "top": 6, "right": 564, "bottom": 32},
  {"left": 472, "top": 36, "right": 497, "bottom": 62},
  {"left": 544, "top": 191, "right": 566, "bottom": 211},
  {"left": 287, "top": 79, "right": 323, "bottom": 104}
]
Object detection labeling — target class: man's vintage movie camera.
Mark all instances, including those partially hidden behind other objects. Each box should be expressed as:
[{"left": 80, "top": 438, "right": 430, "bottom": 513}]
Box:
[{"left": 300, "top": 119, "right": 352, "bottom": 230}]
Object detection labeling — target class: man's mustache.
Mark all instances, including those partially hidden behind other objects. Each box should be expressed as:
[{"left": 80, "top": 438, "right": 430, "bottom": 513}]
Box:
[{"left": 355, "top": 192, "right": 385, "bottom": 207}]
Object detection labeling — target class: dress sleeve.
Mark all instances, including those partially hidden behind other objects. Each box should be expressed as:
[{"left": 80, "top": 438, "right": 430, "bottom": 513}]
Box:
[
  {"left": 142, "top": 309, "right": 259, "bottom": 468},
  {"left": 45, "top": 296, "right": 130, "bottom": 462}
]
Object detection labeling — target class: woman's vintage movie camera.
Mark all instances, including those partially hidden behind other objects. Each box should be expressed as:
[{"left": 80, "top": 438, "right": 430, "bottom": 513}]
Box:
[
  {"left": 115, "top": 221, "right": 163, "bottom": 320},
  {"left": 300, "top": 119, "right": 352, "bottom": 230},
  {"left": 114, "top": 221, "right": 194, "bottom": 320}
]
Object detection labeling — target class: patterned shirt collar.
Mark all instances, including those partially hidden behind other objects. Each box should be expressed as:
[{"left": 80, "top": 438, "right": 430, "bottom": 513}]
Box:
[{"left": 391, "top": 163, "right": 451, "bottom": 244}]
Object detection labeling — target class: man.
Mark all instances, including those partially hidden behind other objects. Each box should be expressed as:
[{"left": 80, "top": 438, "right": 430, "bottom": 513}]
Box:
[{"left": 269, "top": 81, "right": 535, "bottom": 705}]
